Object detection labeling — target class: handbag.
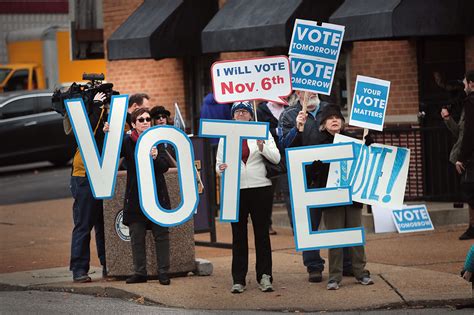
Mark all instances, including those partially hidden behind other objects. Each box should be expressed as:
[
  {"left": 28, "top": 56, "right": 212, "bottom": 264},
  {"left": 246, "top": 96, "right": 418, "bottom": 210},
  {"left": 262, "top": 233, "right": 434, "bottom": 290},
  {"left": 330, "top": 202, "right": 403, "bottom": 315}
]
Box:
[{"left": 262, "top": 156, "right": 287, "bottom": 179}]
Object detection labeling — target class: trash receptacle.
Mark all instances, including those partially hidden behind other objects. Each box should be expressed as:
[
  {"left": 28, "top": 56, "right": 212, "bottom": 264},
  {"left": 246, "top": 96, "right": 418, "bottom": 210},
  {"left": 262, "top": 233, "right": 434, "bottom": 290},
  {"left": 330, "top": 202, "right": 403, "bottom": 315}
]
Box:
[{"left": 104, "top": 169, "right": 195, "bottom": 277}]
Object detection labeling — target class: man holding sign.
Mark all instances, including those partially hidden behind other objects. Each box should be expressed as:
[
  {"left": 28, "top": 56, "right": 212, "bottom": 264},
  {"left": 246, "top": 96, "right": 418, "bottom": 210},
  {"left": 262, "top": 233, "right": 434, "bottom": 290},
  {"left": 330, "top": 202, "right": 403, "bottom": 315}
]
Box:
[{"left": 279, "top": 91, "right": 353, "bottom": 282}]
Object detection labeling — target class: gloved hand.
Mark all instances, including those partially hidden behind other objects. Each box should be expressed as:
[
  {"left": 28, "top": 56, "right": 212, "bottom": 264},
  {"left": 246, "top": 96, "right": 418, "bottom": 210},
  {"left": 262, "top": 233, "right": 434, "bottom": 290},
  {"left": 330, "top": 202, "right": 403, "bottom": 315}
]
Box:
[
  {"left": 309, "top": 160, "right": 324, "bottom": 177},
  {"left": 364, "top": 133, "right": 375, "bottom": 146}
]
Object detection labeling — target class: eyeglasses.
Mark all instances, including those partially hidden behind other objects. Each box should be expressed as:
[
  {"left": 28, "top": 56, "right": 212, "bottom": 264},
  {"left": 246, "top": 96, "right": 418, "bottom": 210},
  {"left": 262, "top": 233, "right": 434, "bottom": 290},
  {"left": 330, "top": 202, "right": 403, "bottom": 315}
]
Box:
[
  {"left": 137, "top": 117, "right": 151, "bottom": 123},
  {"left": 155, "top": 115, "right": 168, "bottom": 120},
  {"left": 235, "top": 109, "right": 250, "bottom": 115}
]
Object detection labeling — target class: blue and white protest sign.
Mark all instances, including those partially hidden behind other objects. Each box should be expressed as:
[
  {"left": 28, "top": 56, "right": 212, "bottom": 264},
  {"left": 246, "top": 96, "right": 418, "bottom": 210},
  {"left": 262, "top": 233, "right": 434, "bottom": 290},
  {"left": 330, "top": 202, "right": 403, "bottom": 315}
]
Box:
[
  {"left": 290, "top": 56, "right": 335, "bottom": 95},
  {"left": 66, "top": 94, "right": 200, "bottom": 226},
  {"left": 327, "top": 134, "right": 410, "bottom": 209},
  {"left": 136, "top": 126, "right": 198, "bottom": 227},
  {"left": 349, "top": 76, "right": 391, "bottom": 131},
  {"left": 288, "top": 19, "right": 344, "bottom": 96},
  {"left": 199, "top": 119, "right": 271, "bottom": 222},
  {"left": 65, "top": 95, "right": 128, "bottom": 198},
  {"left": 286, "top": 142, "right": 365, "bottom": 251},
  {"left": 289, "top": 19, "right": 344, "bottom": 62},
  {"left": 392, "top": 205, "right": 434, "bottom": 233},
  {"left": 211, "top": 56, "right": 292, "bottom": 104}
]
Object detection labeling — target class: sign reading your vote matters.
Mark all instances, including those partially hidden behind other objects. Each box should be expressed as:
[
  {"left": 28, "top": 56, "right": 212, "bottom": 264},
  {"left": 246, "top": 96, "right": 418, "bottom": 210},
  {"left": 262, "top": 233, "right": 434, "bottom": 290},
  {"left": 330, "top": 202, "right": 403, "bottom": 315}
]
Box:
[{"left": 349, "top": 75, "right": 390, "bottom": 131}]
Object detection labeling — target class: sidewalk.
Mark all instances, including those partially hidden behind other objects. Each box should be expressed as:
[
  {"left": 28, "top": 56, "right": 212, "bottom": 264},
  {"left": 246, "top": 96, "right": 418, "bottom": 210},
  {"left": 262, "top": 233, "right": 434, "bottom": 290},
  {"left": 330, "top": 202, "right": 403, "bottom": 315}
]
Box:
[{"left": 0, "top": 198, "right": 472, "bottom": 312}]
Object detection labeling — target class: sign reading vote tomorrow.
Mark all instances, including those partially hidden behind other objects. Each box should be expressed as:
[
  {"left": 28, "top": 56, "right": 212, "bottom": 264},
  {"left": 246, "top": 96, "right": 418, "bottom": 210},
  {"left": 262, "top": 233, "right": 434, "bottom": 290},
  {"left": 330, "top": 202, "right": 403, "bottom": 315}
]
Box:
[
  {"left": 349, "top": 75, "right": 390, "bottom": 131},
  {"left": 392, "top": 205, "right": 434, "bottom": 233},
  {"left": 288, "top": 19, "right": 344, "bottom": 96},
  {"left": 289, "top": 56, "right": 335, "bottom": 95},
  {"left": 289, "top": 19, "right": 344, "bottom": 61}
]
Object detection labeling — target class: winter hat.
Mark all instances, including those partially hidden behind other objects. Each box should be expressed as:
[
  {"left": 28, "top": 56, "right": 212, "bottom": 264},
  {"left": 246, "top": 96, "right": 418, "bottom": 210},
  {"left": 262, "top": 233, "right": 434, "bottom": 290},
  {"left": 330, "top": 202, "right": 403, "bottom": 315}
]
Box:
[
  {"left": 150, "top": 105, "right": 171, "bottom": 119},
  {"left": 319, "top": 104, "right": 345, "bottom": 126},
  {"left": 231, "top": 101, "right": 254, "bottom": 117}
]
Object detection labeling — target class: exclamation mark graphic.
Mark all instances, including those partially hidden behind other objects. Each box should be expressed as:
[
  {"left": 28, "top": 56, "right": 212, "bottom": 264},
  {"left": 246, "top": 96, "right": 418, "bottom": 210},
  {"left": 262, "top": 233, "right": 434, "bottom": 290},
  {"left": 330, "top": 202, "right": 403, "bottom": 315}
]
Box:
[{"left": 382, "top": 148, "right": 408, "bottom": 203}]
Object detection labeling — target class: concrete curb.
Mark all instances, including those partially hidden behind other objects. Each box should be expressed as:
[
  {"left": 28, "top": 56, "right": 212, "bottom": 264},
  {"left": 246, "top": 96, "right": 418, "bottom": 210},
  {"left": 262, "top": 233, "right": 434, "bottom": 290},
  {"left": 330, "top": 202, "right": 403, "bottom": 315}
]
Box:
[{"left": 0, "top": 280, "right": 472, "bottom": 312}]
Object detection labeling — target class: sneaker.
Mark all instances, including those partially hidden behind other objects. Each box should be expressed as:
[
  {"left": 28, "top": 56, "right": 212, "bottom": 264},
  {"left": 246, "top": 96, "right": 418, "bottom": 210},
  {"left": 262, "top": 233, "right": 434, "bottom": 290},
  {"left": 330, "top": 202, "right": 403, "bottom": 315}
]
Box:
[
  {"left": 358, "top": 276, "right": 374, "bottom": 285},
  {"left": 308, "top": 270, "right": 322, "bottom": 283},
  {"left": 259, "top": 274, "right": 273, "bottom": 292},
  {"left": 327, "top": 280, "right": 340, "bottom": 290},
  {"left": 73, "top": 273, "right": 91, "bottom": 283},
  {"left": 230, "top": 283, "right": 246, "bottom": 294},
  {"left": 459, "top": 226, "right": 474, "bottom": 240},
  {"left": 126, "top": 274, "right": 147, "bottom": 284},
  {"left": 158, "top": 273, "right": 171, "bottom": 285}
]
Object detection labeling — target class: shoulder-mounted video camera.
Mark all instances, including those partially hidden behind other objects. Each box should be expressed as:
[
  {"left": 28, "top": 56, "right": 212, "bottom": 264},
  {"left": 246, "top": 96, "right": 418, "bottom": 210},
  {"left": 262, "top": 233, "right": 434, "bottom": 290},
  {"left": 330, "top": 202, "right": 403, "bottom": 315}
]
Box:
[{"left": 52, "top": 73, "right": 120, "bottom": 116}]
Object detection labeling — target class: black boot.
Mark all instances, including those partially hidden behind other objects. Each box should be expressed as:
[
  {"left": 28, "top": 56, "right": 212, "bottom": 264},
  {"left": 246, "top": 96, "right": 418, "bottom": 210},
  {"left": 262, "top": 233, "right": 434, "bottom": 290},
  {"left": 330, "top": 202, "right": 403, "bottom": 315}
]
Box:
[
  {"left": 459, "top": 226, "right": 474, "bottom": 240},
  {"left": 126, "top": 274, "right": 147, "bottom": 284},
  {"left": 158, "top": 273, "right": 170, "bottom": 285}
]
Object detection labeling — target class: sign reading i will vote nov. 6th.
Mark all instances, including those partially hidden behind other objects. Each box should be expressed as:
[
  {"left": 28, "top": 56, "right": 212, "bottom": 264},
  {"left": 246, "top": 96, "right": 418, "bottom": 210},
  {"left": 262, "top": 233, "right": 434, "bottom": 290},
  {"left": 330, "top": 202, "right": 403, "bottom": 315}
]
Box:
[
  {"left": 350, "top": 75, "right": 391, "bottom": 131},
  {"left": 326, "top": 134, "right": 410, "bottom": 209},
  {"left": 288, "top": 19, "right": 345, "bottom": 96},
  {"left": 392, "top": 205, "right": 434, "bottom": 233},
  {"left": 211, "top": 56, "right": 292, "bottom": 104}
]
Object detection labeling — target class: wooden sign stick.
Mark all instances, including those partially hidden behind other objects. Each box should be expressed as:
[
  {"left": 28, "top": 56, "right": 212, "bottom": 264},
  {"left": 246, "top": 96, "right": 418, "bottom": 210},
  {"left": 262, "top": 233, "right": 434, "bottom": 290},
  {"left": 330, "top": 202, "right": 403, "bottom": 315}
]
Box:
[
  {"left": 253, "top": 100, "right": 259, "bottom": 122},
  {"left": 362, "top": 128, "right": 369, "bottom": 144},
  {"left": 298, "top": 91, "right": 308, "bottom": 132}
]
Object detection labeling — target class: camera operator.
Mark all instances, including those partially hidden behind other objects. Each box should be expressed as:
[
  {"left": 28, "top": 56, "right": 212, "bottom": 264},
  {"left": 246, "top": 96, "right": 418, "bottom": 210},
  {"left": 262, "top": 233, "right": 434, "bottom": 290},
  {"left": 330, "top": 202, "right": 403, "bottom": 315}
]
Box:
[{"left": 69, "top": 91, "right": 108, "bottom": 282}]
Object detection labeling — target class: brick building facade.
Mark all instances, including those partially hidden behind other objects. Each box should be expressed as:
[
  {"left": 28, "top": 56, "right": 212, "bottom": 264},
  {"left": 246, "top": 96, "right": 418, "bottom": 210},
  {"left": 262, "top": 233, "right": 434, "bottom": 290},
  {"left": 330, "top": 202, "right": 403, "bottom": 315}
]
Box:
[
  {"left": 102, "top": 0, "right": 473, "bottom": 201},
  {"left": 103, "top": 0, "right": 187, "bottom": 120}
]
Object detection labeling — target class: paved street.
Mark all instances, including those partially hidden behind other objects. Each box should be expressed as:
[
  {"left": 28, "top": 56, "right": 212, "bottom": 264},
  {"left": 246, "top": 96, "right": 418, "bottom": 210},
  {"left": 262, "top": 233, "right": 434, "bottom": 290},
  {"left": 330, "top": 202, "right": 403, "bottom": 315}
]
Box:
[
  {"left": 1, "top": 291, "right": 472, "bottom": 315},
  {"left": 0, "top": 198, "right": 472, "bottom": 313},
  {"left": 0, "top": 162, "right": 71, "bottom": 205}
]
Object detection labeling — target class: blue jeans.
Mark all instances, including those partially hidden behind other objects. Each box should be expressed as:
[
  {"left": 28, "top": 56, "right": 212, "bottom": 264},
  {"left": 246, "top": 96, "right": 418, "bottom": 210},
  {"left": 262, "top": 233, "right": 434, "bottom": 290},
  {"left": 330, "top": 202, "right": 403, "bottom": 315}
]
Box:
[{"left": 70, "top": 176, "right": 105, "bottom": 275}]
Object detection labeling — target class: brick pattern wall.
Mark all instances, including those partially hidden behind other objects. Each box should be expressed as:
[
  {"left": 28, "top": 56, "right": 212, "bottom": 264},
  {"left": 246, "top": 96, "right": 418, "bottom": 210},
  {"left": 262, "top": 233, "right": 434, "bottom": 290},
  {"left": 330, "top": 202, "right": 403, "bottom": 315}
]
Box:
[
  {"left": 350, "top": 40, "right": 419, "bottom": 118},
  {"left": 466, "top": 36, "right": 474, "bottom": 71},
  {"left": 103, "top": 0, "right": 187, "bottom": 120},
  {"left": 220, "top": 51, "right": 266, "bottom": 61},
  {"left": 373, "top": 129, "right": 424, "bottom": 200},
  {"left": 350, "top": 40, "right": 423, "bottom": 198}
]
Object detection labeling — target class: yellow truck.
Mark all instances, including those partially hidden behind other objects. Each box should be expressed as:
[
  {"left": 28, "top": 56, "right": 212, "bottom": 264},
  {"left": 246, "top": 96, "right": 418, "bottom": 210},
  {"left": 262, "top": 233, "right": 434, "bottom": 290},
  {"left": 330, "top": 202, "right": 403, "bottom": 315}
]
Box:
[{"left": 0, "top": 25, "right": 106, "bottom": 92}]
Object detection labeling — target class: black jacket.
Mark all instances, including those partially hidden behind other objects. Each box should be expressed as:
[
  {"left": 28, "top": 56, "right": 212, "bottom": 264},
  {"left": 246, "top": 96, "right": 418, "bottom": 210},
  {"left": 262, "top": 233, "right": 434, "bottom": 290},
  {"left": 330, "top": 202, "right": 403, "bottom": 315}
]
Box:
[
  {"left": 278, "top": 100, "right": 331, "bottom": 149},
  {"left": 256, "top": 102, "right": 288, "bottom": 141},
  {"left": 459, "top": 92, "right": 474, "bottom": 163},
  {"left": 121, "top": 134, "right": 171, "bottom": 226}
]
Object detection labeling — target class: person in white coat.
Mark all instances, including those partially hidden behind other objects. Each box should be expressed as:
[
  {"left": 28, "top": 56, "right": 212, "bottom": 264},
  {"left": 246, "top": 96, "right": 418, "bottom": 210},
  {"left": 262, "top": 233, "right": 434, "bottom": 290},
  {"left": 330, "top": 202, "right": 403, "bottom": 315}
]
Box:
[{"left": 216, "top": 101, "right": 281, "bottom": 294}]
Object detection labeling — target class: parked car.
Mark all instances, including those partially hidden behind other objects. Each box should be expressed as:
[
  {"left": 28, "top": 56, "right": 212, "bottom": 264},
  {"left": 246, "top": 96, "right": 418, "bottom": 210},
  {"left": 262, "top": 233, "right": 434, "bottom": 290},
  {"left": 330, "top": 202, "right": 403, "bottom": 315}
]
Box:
[{"left": 0, "top": 90, "right": 75, "bottom": 166}]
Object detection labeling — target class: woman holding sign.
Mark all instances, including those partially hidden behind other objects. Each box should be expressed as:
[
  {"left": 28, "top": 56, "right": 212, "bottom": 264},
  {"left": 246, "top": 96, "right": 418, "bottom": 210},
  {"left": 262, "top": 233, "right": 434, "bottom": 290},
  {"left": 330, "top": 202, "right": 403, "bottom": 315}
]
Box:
[
  {"left": 216, "top": 101, "right": 281, "bottom": 294},
  {"left": 313, "top": 105, "right": 374, "bottom": 290},
  {"left": 104, "top": 108, "right": 172, "bottom": 285}
]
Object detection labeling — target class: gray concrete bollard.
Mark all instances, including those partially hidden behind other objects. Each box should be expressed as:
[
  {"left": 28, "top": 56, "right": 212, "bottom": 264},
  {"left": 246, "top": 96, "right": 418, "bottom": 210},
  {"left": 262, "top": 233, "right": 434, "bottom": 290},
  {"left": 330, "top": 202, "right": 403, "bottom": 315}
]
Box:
[{"left": 103, "top": 169, "right": 195, "bottom": 277}]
